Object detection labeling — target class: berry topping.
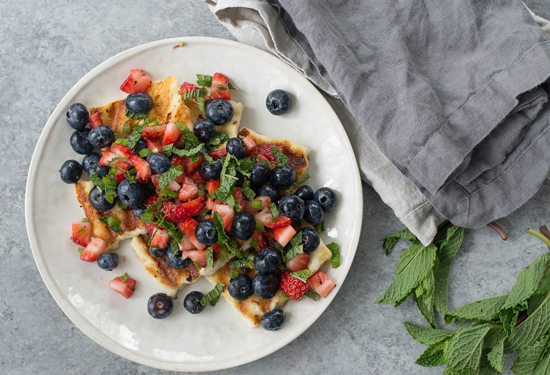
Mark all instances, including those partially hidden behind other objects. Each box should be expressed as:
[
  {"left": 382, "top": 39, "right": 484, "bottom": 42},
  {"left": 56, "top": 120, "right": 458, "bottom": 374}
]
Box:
[
  {"left": 184, "top": 291, "right": 206, "bottom": 314},
  {"left": 228, "top": 274, "right": 254, "bottom": 301},
  {"left": 280, "top": 271, "right": 309, "bottom": 301},
  {"left": 266, "top": 89, "right": 291, "bottom": 115}
]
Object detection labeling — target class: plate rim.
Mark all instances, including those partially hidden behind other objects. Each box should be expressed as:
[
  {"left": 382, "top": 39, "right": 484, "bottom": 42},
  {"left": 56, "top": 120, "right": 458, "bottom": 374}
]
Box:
[{"left": 24, "top": 36, "right": 363, "bottom": 372}]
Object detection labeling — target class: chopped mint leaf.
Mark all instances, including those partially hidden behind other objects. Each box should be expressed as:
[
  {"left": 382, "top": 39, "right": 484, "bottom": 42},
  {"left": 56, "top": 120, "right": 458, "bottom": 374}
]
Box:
[
  {"left": 123, "top": 166, "right": 137, "bottom": 183},
  {"left": 119, "top": 273, "right": 130, "bottom": 282},
  {"left": 230, "top": 270, "right": 239, "bottom": 279},
  {"left": 140, "top": 213, "right": 154, "bottom": 223},
  {"left": 271, "top": 146, "right": 288, "bottom": 166},
  {"left": 305, "top": 289, "right": 319, "bottom": 301},
  {"left": 196, "top": 96, "right": 206, "bottom": 111},
  {"left": 113, "top": 138, "right": 128, "bottom": 146},
  {"left": 160, "top": 188, "right": 179, "bottom": 198},
  {"left": 101, "top": 176, "right": 118, "bottom": 204},
  {"left": 205, "top": 247, "right": 214, "bottom": 269},
  {"left": 255, "top": 221, "right": 265, "bottom": 232},
  {"left": 200, "top": 282, "right": 224, "bottom": 306},
  {"left": 124, "top": 109, "right": 147, "bottom": 120},
  {"left": 241, "top": 180, "right": 255, "bottom": 201},
  {"left": 123, "top": 122, "right": 131, "bottom": 134},
  {"left": 269, "top": 203, "right": 279, "bottom": 223},
  {"left": 162, "top": 143, "right": 174, "bottom": 158},
  {"left": 252, "top": 200, "right": 263, "bottom": 209},
  {"left": 228, "top": 82, "right": 239, "bottom": 90},
  {"left": 238, "top": 158, "right": 255, "bottom": 172},
  {"left": 206, "top": 131, "right": 230, "bottom": 147},
  {"left": 259, "top": 158, "right": 276, "bottom": 168},
  {"left": 118, "top": 202, "right": 127, "bottom": 209},
  {"left": 284, "top": 232, "right": 303, "bottom": 261},
  {"left": 157, "top": 166, "right": 183, "bottom": 189},
  {"left": 99, "top": 216, "right": 122, "bottom": 233},
  {"left": 213, "top": 211, "right": 239, "bottom": 257},
  {"left": 216, "top": 84, "right": 228, "bottom": 90},
  {"left": 89, "top": 173, "right": 104, "bottom": 191},
  {"left": 169, "top": 238, "right": 179, "bottom": 255},
  {"left": 285, "top": 173, "right": 310, "bottom": 194},
  {"left": 230, "top": 252, "right": 255, "bottom": 269},
  {"left": 172, "top": 144, "right": 203, "bottom": 158},
  {"left": 315, "top": 221, "right": 325, "bottom": 233},
  {"left": 290, "top": 270, "right": 310, "bottom": 283},
  {"left": 326, "top": 242, "right": 341, "bottom": 268},
  {"left": 183, "top": 87, "right": 208, "bottom": 100},
  {"left": 82, "top": 218, "right": 88, "bottom": 222},
  {"left": 180, "top": 127, "right": 200, "bottom": 149},
  {"left": 249, "top": 239, "right": 259, "bottom": 248},
  {"left": 196, "top": 74, "right": 213, "bottom": 87},
  {"left": 78, "top": 247, "right": 84, "bottom": 254},
  {"left": 194, "top": 262, "right": 203, "bottom": 269}
]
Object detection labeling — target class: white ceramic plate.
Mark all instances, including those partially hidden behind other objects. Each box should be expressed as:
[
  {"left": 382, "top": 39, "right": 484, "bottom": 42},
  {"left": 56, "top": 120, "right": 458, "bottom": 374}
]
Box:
[{"left": 25, "top": 37, "right": 363, "bottom": 372}]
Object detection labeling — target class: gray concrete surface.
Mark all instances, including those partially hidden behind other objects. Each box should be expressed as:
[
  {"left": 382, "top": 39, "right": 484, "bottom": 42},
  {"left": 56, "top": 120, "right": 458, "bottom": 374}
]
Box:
[{"left": 1, "top": 1, "right": 549, "bottom": 374}]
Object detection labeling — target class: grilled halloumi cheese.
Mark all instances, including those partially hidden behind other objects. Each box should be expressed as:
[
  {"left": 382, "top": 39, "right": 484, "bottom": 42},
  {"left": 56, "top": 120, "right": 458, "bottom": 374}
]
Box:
[{"left": 75, "top": 181, "right": 147, "bottom": 251}]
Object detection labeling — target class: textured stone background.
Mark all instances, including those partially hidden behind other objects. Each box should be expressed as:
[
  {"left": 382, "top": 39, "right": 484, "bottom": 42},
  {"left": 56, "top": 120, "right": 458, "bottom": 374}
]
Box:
[{"left": 1, "top": 1, "right": 549, "bottom": 374}]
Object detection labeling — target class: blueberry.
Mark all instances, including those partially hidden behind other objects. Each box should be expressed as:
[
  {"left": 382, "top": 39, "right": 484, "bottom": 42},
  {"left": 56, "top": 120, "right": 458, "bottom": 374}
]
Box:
[
  {"left": 278, "top": 194, "right": 305, "bottom": 223},
  {"left": 66, "top": 103, "right": 89, "bottom": 130},
  {"left": 117, "top": 179, "right": 145, "bottom": 207},
  {"left": 205, "top": 99, "right": 234, "bottom": 125},
  {"left": 88, "top": 185, "right": 116, "bottom": 211},
  {"left": 314, "top": 187, "right": 338, "bottom": 212},
  {"left": 270, "top": 165, "right": 296, "bottom": 190},
  {"left": 60, "top": 160, "right": 83, "bottom": 184},
  {"left": 256, "top": 185, "right": 277, "bottom": 203},
  {"left": 82, "top": 153, "right": 109, "bottom": 177},
  {"left": 146, "top": 153, "right": 172, "bottom": 175},
  {"left": 134, "top": 205, "right": 146, "bottom": 218},
  {"left": 70, "top": 129, "right": 95, "bottom": 155},
  {"left": 200, "top": 160, "right": 222, "bottom": 180},
  {"left": 97, "top": 252, "right": 119, "bottom": 271},
  {"left": 197, "top": 145, "right": 210, "bottom": 157},
  {"left": 184, "top": 291, "right": 206, "bottom": 314},
  {"left": 266, "top": 89, "right": 291, "bottom": 115},
  {"left": 125, "top": 92, "right": 153, "bottom": 113},
  {"left": 88, "top": 125, "right": 115, "bottom": 149},
  {"left": 295, "top": 185, "right": 314, "bottom": 201},
  {"left": 235, "top": 170, "right": 245, "bottom": 187},
  {"left": 231, "top": 212, "right": 255, "bottom": 240},
  {"left": 261, "top": 309, "right": 285, "bottom": 331},
  {"left": 252, "top": 272, "right": 280, "bottom": 299},
  {"left": 195, "top": 220, "right": 218, "bottom": 245},
  {"left": 303, "top": 200, "right": 324, "bottom": 225},
  {"left": 166, "top": 250, "right": 193, "bottom": 269},
  {"left": 193, "top": 118, "right": 216, "bottom": 142},
  {"left": 149, "top": 245, "right": 168, "bottom": 257},
  {"left": 299, "top": 227, "right": 320, "bottom": 254},
  {"left": 226, "top": 137, "right": 246, "bottom": 159},
  {"left": 134, "top": 138, "right": 148, "bottom": 155},
  {"left": 254, "top": 247, "right": 283, "bottom": 273},
  {"left": 249, "top": 162, "right": 271, "bottom": 187},
  {"left": 147, "top": 293, "right": 173, "bottom": 319},
  {"left": 228, "top": 274, "right": 253, "bottom": 301}
]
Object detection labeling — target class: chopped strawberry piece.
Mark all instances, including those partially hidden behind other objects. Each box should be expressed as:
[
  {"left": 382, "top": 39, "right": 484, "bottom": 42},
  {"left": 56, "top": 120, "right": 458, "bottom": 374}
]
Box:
[
  {"left": 308, "top": 271, "right": 336, "bottom": 298},
  {"left": 179, "top": 235, "right": 197, "bottom": 251},
  {"left": 188, "top": 170, "right": 207, "bottom": 186},
  {"left": 181, "top": 250, "right": 207, "bottom": 267},
  {"left": 280, "top": 271, "right": 309, "bottom": 301},
  {"left": 108, "top": 276, "right": 137, "bottom": 299},
  {"left": 212, "top": 243, "right": 222, "bottom": 255},
  {"left": 273, "top": 225, "right": 296, "bottom": 247},
  {"left": 178, "top": 218, "right": 206, "bottom": 251},
  {"left": 71, "top": 222, "right": 91, "bottom": 247},
  {"left": 245, "top": 196, "right": 271, "bottom": 214},
  {"left": 80, "top": 237, "right": 108, "bottom": 262},
  {"left": 165, "top": 197, "right": 205, "bottom": 223},
  {"left": 180, "top": 82, "right": 198, "bottom": 93},
  {"left": 166, "top": 179, "right": 181, "bottom": 192},
  {"left": 209, "top": 147, "right": 227, "bottom": 159},
  {"left": 144, "top": 193, "right": 159, "bottom": 208},
  {"left": 184, "top": 156, "right": 205, "bottom": 174},
  {"left": 170, "top": 156, "right": 187, "bottom": 183},
  {"left": 231, "top": 187, "right": 246, "bottom": 211},
  {"left": 286, "top": 253, "right": 310, "bottom": 272},
  {"left": 162, "top": 122, "right": 183, "bottom": 146},
  {"left": 211, "top": 204, "right": 235, "bottom": 232},
  {"left": 207, "top": 179, "right": 221, "bottom": 194},
  {"left": 145, "top": 139, "right": 163, "bottom": 153},
  {"left": 150, "top": 226, "right": 170, "bottom": 249},
  {"left": 136, "top": 175, "right": 150, "bottom": 184},
  {"left": 257, "top": 144, "right": 284, "bottom": 170},
  {"left": 151, "top": 174, "right": 161, "bottom": 189},
  {"left": 209, "top": 73, "right": 231, "bottom": 101},
  {"left": 142, "top": 125, "right": 166, "bottom": 139},
  {"left": 114, "top": 172, "right": 126, "bottom": 183},
  {"left": 99, "top": 151, "right": 130, "bottom": 172},
  {"left": 252, "top": 231, "right": 267, "bottom": 250},
  {"left": 89, "top": 113, "right": 103, "bottom": 129},
  {"left": 179, "top": 177, "right": 199, "bottom": 201},
  {"left": 242, "top": 135, "right": 256, "bottom": 156},
  {"left": 255, "top": 207, "right": 273, "bottom": 227},
  {"left": 120, "top": 69, "right": 152, "bottom": 93},
  {"left": 206, "top": 197, "right": 222, "bottom": 210},
  {"left": 265, "top": 216, "right": 291, "bottom": 229},
  {"left": 111, "top": 144, "right": 152, "bottom": 179}
]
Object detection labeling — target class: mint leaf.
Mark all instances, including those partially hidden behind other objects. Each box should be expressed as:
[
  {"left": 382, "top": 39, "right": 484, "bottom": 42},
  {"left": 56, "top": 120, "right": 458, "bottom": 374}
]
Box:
[
  {"left": 284, "top": 173, "right": 310, "bottom": 194},
  {"left": 284, "top": 232, "right": 303, "bottom": 261},
  {"left": 200, "top": 282, "right": 224, "bottom": 307},
  {"left": 434, "top": 226, "right": 464, "bottom": 315},
  {"left": 180, "top": 126, "right": 200, "bottom": 149},
  {"left": 382, "top": 228, "right": 417, "bottom": 256},
  {"left": 228, "top": 82, "right": 239, "bottom": 90},
  {"left": 413, "top": 270, "right": 436, "bottom": 328},
  {"left": 326, "top": 242, "right": 340, "bottom": 268},
  {"left": 205, "top": 247, "right": 214, "bottom": 270},
  {"left": 124, "top": 109, "right": 147, "bottom": 119},
  {"left": 415, "top": 338, "right": 449, "bottom": 367},
  {"left": 290, "top": 270, "right": 310, "bottom": 283},
  {"left": 213, "top": 211, "right": 238, "bottom": 257},
  {"left": 182, "top": 87, "right": 208, "bottom": 100},
  {"left": 271, "top": 146, "right": 288, "bottom": 166},
  {"left": 404, "top": 322, "right": 453, "bottom": 346},
  {"left": 269, "top": 203, "right": 279, "bottom": 222},
  {"left": 89, "top": 173, "right": 104, "bottom": 190},
  {"left": 206, "top": 131, "right": 230, "bottom": 147},
  {"left": 511, "top": 333, "right": 550, "bottom": 375},
  {"left": 396, "top": 242, "right": 425, "bottom": 275},
  {"left": 487, "top": 336, "right": 505, "bottom": 372},
  {"left": 479, "top": 353, "right": 499, "bottom": 375},
  {"left": 444, "top": 295, "right": 508, "bottom": 325},
  {"left": 534, "top": 346, "right": 550, "bottom": 375},
  {"left": 98, "top": 216, "right": 121, "bottom": 234},
  {"left": 315, "top": 221, "right": 325, "bottom": 233},
  {"left": 172, "top": 144, "right": 203, "bottom": 158},
  {"left": 445, "top": 323, "right": 493, "bottom": 373},
  {"left": 375, "top": 243, "right": 437, "bottom": 305},
  {"left": 161, "top": 143, "right": 174, "bottom": 158},
  {"left": 196, "top": 74, "right": 213, "bottom": 87},
  {"left": 126, "top": 123, "right": 144, "bottom": 149},
  {"left": 196, "top": 96, "right": 207, "bottom": 111},
  {"left": 305, "top": 289, "right": 319, "bottom": 301},
  {"left": 241, "top": 181, "right": 255, "bottom": 201},
  {"left": 500, "top": 304, "right": 526, "bottom": 338},
  {"left": 157, "top": 166, "right": 183, "bottom": 189}
]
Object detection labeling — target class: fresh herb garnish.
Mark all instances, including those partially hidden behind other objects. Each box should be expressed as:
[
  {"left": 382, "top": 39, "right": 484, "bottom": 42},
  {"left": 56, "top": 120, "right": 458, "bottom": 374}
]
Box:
[
  {"left": 315, "top": 221, "right": 325, "bottom": 233},
  {"left": 285, "top": 173, "right": 310, "bottom": 194},
  {"left": 241, "top": 181, "right": 256, "bottom": 201},
  {"left": 123, "top": 122, "right": 131, "bottom": 134},
  {"left": 119, "top": 273, "right": 130, "bottom": 282},
  {"left": 196, "top": 96, "right": 206, "bottom": 111},
  {"left": 82, "top": 218, "right": 88, "bottom": 222},
  {"left": 182, "top": 87, "right": 208, "bottom": 100},
  {"left": 78, "top": 247, "right": 85, "bottom": 254},
  {"left": 255, "top": 221, "right": 265, "bottom": 232},
  {"left": 252, "top": 200, "right": 263, "bottom": 209},
  {"left": 284, "top": 232, "right": 303, "bottom": 261},
  {"left": 205, "top": 247, "right": 214, "bottom": 270},
  {"left": 205, "top": 131, "right": 230, "bottom": 147},
  {"left": 230, "top": 252, "right": 255, "bottom": 269},
  {"left": 124, "top": 109, "right": 148, "bottom": 120},
  {"left": 99, "top": 216, "right": 122, "bottom": 233},
  {"left": 271, "top": 146, "right": 288, "bottom": 166},
  {"left": 139, "top": 148, "right": 151, "bottom": 158},
  {"left": 216, "top": 84, "right": 228, "bottom": 90},
  {"left": 305, "top": 289, "right": 320, "bottom": 301},
  {"left": 157, "top": 166, "right": 183, "bottom": 189},
  {"left": 196, "top": 74, "right": 213, "bottom": 87},
  {"left": 269, "top": 203, "right": 279, "bottom": 223},
  {"left": 200, "top": 282, "right": 224, "bottom": 306},
  {"left": 326, "top": 242, "right": 341, "bottom": 269},
  {"left": 171, "top": 144, "right": 204, "bottom": 158},
  {"left": 213, "top": 211, "right": 239, "bottom": 257},
  {"left": 230, "top": 270, "right": 239, "bottom": 279},
  {"left": 290, "top": 270, "right": 310, "bottom": 283},
  {"left": 228, "top": 82, "right": 239, "bottom": 90},
  {"left": 180, "top": 126, "right": 200, "bottom": 149}
]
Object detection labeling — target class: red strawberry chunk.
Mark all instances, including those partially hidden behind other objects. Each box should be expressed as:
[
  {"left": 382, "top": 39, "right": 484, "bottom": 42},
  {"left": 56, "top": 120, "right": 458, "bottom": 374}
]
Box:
[
  {"left": 252, "top": 231, "right": 267, "bottom": 250},
  {"left": 286, "top": 253, "right": 310, "bottom": 272},
  {"left": 184, "top": 156, "right": 205, "bottom": 174},
  {"left": 144, "top": 193, "right": 159, "bottom": 208},
  {"left": 108, "top": 276, "right": 137, "bottom": 299},
  {"left": 111, "top": 144, "right": 152, "bottom": 179},
  {"left": 209, "top": 147, "right": 227, "bottom": 159},
  {"left": 273, "top": 225, "right": 296, "bottom": 247},
  {"left": 212, "top": 243, "right": 222, "bottom": 255},
  {"left": 257, "top": 144, "right": 284, "bottom": 170},
  {"left": 162, "top": 122, "right": 183, "bottom": 146},
  {"left": 145, "top": 138, "right": 163, "bottom": 153},
  {"left": 280, "top": 271, "right": 309, "bottom": 301},
  {"left": 114, "top": 172, "right": 126, "bottom": 183},
  {"left": 209, "top": 73, "right": 231, "bottom": 101},
  {"left": 265, "top": 216, "right": 291, "bottom": 229},
  {"left": 120, "top": 69, "right": 152, "bottom": 93},
  {"left": 142, "top": 125, "right": 166, "bottom": 139},
  {"left": 254, "top": 207, "right": 273, "bottom": 227},
  {"left": 180, "top": 82, "right": 198, "bottom": 93},
  {"left": 231, "top": 187, "right": 246, "bottom": 212},
  {"left": 165, "top": 197, "right": 205, "bottom": 223},
  {"left": 308, "top": 271, "right": 336, "bottom": 298},
  {"left": 181, "top": 250, "right": 207, "bottom": 267},
  {"left": 188, "top": 170, "right": 207, "bottom": 186},
  {"left": 151, "top": 174, "right": 161, "bottom": 190},
  {"left": 178, "top": 218, "right": 206, "bottom": 251},
  {"left": 89, "top": 113, "right": 103, "bottom": 129},
  {"left": 179, "top": 177, "right": 199, "bottom": 201},
  {"left": 211, "top": 204, "right": 235, "bottom": 232},
  {"left": 99, "top": 151, "right": 130, "bottom": 172},
  {"left": 179, "top": 235, "right": 197, "bottom": 251},
  {"left": 245, "top": 196, "right": 271, "bottom": 215},
  {"left": 71, "top": 222, "right": 91, "bottom": 247},
  {"left": 206, "top": 179, "right": 221, "bottom": 194},
  {"left": 150, "top": 227, "right": 170, "bottom": 249},
  {"left": 80, "top": 237, "right": 107, "bottom": 262},
  {"left": 242, "top": 135, "right": 256, "bottom": 156}
]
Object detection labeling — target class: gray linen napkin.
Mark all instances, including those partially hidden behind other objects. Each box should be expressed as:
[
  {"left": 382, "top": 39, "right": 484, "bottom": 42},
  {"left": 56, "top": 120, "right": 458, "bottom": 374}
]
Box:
[{"left": 206, "top": 0, "right": 550, "bottom": 245}]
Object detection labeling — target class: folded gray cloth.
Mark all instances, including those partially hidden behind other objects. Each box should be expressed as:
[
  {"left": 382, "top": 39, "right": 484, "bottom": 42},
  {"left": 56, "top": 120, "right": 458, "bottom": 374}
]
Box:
[{"left": 206, "top": 0, "right": 550, "bottom": 243}]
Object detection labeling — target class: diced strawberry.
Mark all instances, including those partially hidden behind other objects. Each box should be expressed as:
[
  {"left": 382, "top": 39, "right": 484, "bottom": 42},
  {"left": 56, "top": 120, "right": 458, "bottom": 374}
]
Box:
[
  {"left": 188, "top": 170, "right": 207, "bottom": 186},
  {"left": 114, "top": 172, "right": 126, "bottom": 183},
  {"left": 108, "top": 276, "right": 137, "bottom": 299},
  {"left": 280, "top": 271, "right": 309, "bottom": 301},
  {"left": 207, "top": 179, "right": 221, "bottom": 194},
  {"left": 181, "top": 250, "right": 207, "bottom": 267},
  {"left": 179, "top": 177, "right": 199, "bottom": 201},
  {"left": 165, "top": 197, "right": 205, "bottom": 223},
  {"left": 120, "top": 69, "right": 152, "bottom": 93},
  {"left": 166, "top": 180, "right": 181, "bottom": 192},
  {"left": 273, "top": 225, "right": 296, "bottom": 247},
  {"left": 265, "top": 216, "right": 291, "bottom": 229},
  {"left": 209, "top": 147, "right": 227, "bottom": 159},
  {"left": 146, "top": 139, "right": 163, "bottom": 153},
  {"left": 171, "top": 155, "right": 186, "bottom": 168},
  {"left": 144, "top": 193, "right": 159, "bottom": 208},
  {"left": 71, "top": 222, "right": 91, "bottom": 247},
  {"left": 142, "top": 125, "right": 166, "bottom": 139},
  {"left": 209, "top": 73, "right": 231, "bottom": 101},
  {"left": 231, "top": 187, "right": 246, "bottom": 212},
  {"left": 162, "top": 122, "right": 183, "bottom": 146},
  {"left": 151, "top": 174, "right": 161, "bottom": 189},
  {"left": 255, "top": 207, "right": 273, "bottom": 227},
  {"left": 257, "top": 144, "right": 284, "bottom": 170},
  {"left": 89, "top": 113, "right": 103, "bottom": 129},
  {"left": 178, "top": 218, "right": 206, "bottom": 251},
  {"left": 150, "top": 226, "right": 170, "bottom": 249},
  {"left": 245, "top": 196, "right": 271, "bottom": 214},
  {"left": 179, "top": 235, "right": 197, "bottom": 251},
  {"left": 211, "top": 204, "right": 235, "bottom": 232},
  {"left": 242, "top": 135, "right": 256, "bottom": 156},
  {"left": 286, "top": 253, "right": 310, "bottom": 272},
  {"left": 212, "top": 243, "right": 222, "bottom": 255},
  {"left": 111, "top": 144, "right": 152, "bottom": 179},
  {"left": 252, "top": 231, "right": 267, "bottom": 250},
  {"left": 99, "top": 151, "right": 130, "bottom": 172},
  {"left": 136, "top": 175, "right": 150, "bottom": 184},
  {"left": 180, "top": 82, "right": 204, "bottom": 104},
  {"left": 184, "top": 156, "right": 205, "bottom": 174},
  {"left": 80, "top": 237, "right": 108, "bottom": 262},
  {"left": 308, "top": 271, "right": 336, "bottom": 298},
  {"left": 206, "top": 197, "right": 222, "bottom": 210}
]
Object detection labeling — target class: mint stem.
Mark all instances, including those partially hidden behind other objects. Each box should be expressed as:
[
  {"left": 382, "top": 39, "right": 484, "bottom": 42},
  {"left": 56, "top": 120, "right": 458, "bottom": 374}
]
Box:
[
  {"left": 487, "top": 222, "right": 508, "bottom": 241},
  {"left": 527, "top": 228, "right": 550, "bottom": 250}
]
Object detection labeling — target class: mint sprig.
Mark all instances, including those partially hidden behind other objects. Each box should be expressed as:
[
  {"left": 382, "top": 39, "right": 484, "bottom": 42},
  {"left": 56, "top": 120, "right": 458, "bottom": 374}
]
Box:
[
  {"left": 124, "top": 109, "right": 147, "bottom": 120},
  {"left": 200, "top": 282, "right": 224, "bottom": 307}
]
